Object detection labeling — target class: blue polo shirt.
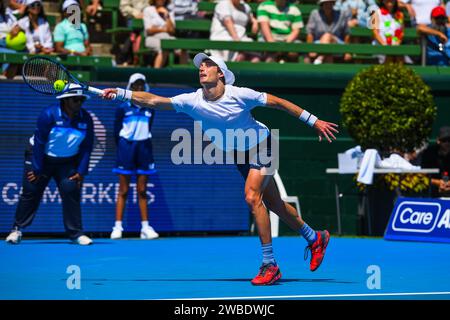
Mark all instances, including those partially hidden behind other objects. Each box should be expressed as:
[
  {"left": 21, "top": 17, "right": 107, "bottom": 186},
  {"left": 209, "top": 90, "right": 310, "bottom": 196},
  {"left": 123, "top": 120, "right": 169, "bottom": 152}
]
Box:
[
  {"left": 114, "top": 102, "right": 155, "bottom": 143},
  {"left": 31, "top": 105, "right": 94, "bottom": 175}
]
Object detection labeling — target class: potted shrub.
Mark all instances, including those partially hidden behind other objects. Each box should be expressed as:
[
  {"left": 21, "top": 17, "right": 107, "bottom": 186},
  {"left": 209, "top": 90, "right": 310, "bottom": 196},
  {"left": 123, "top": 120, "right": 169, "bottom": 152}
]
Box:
[{"left": 340, "top": 63, "right": 437, "bottom": 235}]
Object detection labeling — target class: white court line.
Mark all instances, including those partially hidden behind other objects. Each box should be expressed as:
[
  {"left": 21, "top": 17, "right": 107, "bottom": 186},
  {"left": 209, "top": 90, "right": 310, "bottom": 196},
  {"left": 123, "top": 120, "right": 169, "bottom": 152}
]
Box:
[{"left": 162, "top": 291, "right": 450, "bottom": 300}]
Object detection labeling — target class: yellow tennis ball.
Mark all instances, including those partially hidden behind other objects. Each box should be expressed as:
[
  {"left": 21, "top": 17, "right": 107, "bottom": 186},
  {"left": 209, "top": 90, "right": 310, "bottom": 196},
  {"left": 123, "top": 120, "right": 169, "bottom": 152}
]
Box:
[
  {"left": 6, "top": 31, "right": 26, "bottom": 51},
  {"left": 54, "top": 80, "right": 66, "bottom": 92}
]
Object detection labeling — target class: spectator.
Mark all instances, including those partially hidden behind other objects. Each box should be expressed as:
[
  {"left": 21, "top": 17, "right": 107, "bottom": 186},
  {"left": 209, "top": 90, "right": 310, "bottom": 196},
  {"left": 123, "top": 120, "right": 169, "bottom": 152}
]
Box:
[
  {"left": 54, "top": 0, "right": 93, "bottom": 56},
  {"left": 116, "top": 0, "right": 148, "bottom": 66},
  {"left": 306, "top": 0, "right": 352, "bottom": 64},
  {"left": 401, "top": 0, "right": 443, "bottom": 26},
  {"left": 14, "top": 0, "right": 53, "bottom": 54},
  {"left": 335, "top": 0, "right": 378, "bottom": 27},
  {"left": 120, "top": 0, "right": 148, "bottom": 20},
  {"left": 257, "top": 0, "right": 303, "bottom": 62},
  {"left": 85, "top": 0, "right": 101, "bottom": 17},
  {"left": 172, "top": 0, "right": 207, "bottom": 39},
  {"left": 9, "top": 0, "right": 26, "bottom": 15},
  {"left": 417, "top": 6, "right": 450, "bottom": 66},
  {"left": 447, "top": 0, "right": 450, "bottom": 22},
  {"left": 210, "top": 0, "right": 259, "bottom": 62},
  {"left": 421, "top": 126, "right": 450, "bottom": 197},
  {"left": 0, "top": 0, "right": 18, "bottom": 52},
  {"left": 143, "top": 0, "right": 187, "bottom": 68},
  {"left": 172, "top": 0, "right": 199, "bottom": 20},
  {"left": 0, "top": 0, "right": 20, "bottom": 78},
  {"left": 372, "top": 0, "right": 404, "bottom": 63}
]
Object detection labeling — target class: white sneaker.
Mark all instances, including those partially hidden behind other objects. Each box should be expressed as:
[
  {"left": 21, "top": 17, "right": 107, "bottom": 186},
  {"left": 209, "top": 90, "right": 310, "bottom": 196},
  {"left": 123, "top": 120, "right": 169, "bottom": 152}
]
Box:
[
  {"left": 73, "top": 235, "right": 93, "bottom": 245},
  {"left": 140, "top": 226, "right": 159, "bottom": 239},
  {"left": 110, "top": 226, "right": 123, "bottom": 239},
  {"left": 6, "top": 229, "right": 22, "bottom": 244}
]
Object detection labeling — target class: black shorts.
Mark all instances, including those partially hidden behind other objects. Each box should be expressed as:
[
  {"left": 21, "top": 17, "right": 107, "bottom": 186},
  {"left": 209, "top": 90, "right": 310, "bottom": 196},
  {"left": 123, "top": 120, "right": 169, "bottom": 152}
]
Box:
[{"left": 235, "top": 135, "right": 273, "bottom": 180}]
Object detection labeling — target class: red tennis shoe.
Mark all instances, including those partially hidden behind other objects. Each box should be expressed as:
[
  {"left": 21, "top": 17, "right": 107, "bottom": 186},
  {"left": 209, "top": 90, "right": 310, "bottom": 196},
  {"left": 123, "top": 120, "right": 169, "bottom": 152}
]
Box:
[
  {"left": 305, "top": 230, "right": 330, "bottom": 272},
  {"left": 251, "top": 263, "right": 282, "bottom": 286}
]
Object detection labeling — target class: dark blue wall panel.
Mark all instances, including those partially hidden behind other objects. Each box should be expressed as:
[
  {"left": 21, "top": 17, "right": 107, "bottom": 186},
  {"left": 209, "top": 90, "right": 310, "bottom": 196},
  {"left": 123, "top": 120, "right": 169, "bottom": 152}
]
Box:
[{"left": 0, "top": 82, "right": 249, "bottom": 233}]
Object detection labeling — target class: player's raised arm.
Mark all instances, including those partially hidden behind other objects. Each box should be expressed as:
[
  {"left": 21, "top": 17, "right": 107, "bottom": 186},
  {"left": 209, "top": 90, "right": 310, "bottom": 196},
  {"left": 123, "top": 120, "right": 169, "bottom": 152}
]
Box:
[
  {"left": 102, "top": 88, "right": 173, "bottom": 110},
  {"left": 265, "top": 93, "right": 339, "bottom": 143}
]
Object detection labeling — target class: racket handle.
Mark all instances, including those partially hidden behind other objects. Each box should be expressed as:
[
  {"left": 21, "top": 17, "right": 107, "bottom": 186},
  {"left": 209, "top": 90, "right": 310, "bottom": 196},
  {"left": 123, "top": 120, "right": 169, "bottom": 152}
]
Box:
[{"left": 86, "top": 86, "right": 117, "bottom": 99}]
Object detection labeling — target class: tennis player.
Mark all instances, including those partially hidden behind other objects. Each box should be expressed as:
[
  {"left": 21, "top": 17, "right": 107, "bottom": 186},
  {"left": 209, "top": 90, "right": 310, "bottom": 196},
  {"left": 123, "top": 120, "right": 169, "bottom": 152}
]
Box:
[{"left": 102, "top": 53, "right": 338, "bottom": 285}]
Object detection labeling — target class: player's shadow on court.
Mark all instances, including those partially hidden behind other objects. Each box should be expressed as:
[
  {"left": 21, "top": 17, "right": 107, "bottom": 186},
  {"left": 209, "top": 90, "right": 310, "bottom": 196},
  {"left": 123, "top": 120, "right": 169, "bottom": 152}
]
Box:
[
  {"left": 20, "top": 241, "right": 112, "bottom": 245},
  {"left": 82, "top": 278, "right": 356, "bottom": 285}
]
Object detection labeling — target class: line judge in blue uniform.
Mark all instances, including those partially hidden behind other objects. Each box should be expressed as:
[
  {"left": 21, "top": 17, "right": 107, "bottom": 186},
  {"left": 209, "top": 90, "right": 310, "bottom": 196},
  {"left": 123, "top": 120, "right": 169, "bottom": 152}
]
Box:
[
  {"left": 5, "top": 84, "right": 94, "bottom": 245},
  {"left": 110, "top": 73, "right": 159, "bottom": 240}
]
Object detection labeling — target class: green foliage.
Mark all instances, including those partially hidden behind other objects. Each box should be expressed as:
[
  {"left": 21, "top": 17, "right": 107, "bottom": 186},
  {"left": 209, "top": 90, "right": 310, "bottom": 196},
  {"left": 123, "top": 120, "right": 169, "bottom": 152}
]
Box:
[{"left": 340, "top": 63, "right": 436, "bottom": 154}]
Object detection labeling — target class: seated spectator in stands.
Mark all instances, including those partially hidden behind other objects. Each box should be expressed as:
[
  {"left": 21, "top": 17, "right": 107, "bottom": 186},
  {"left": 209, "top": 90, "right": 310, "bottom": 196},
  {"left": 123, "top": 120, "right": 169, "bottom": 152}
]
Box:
[
  {"left": 335, "top": 0, "right": 377, "bottom": 27},
  {"left": 117, "top": 0, "right": 148, "bottom": 65},
  {"left": 120, "top": 0, "right": 148, "bottom": 20},
  {"left": 421, "top": 126, "right": 450, "bottom": 197},
  {"left": 85, "top": 0, "right": 100, "bottom": 17},
  {"left": 401, "top": 0, "right": 443, "bottom": 26},
  {"left": 172, "top": 0, "right": 199, "bottom": 20},
  {"left": 144, "top": 0, "right": 188, "bottom": 68},
  {"left": 305, "top": 0, "right": 352, "bottom": 64},
  {"left": 417, "top": 6, "right": 450, "bottom": 66},
  {"left": 447, "top": 0, "right": 450, "bottom": 22},
  {"left": 372, "top": 0, "right": 404, "bottom": 63},
  {"left": 1, "top": 0, "right": 20, "bottom": 78},
  {"left": 0, "top": 0, "right": 18, "bottom": 52},
  {"left": 9, "top": 0, "right": 26, "bottom": 15},
  {"left": 257, "top": 0, "right": 303, "bottom": 62},
  {"left": 172, "top": 0, "right": 207, "bottom": 39},
  {"left": 54, "top": 0, "right": 92, "bottom": 56},
  {"left": 14, "top": 0, "right": 53, "bottom": 54},
  {"left": 210, "top": 0, "right": 259, "bottom": 62}
]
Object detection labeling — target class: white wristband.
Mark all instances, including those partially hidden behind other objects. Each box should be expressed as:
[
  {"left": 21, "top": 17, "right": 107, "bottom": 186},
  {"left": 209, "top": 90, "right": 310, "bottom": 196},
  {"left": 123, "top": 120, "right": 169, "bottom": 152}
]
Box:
[
  {"left": 299, "top": 110, "right": 318, "bottom": 127},
  {"left": 115, "top": 88, "right": 132, "bottom": 102}
]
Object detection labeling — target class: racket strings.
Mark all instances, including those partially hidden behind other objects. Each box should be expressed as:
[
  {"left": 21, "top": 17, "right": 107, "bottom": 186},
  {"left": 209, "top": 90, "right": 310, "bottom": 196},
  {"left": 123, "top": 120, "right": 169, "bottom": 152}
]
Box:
[{"left": 23, "top": 58, "right": 71, "bottom": 94}]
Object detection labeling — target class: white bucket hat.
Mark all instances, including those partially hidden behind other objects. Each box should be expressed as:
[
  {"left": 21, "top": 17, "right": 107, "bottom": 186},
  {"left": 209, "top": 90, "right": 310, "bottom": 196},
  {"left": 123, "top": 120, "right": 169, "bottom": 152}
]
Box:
[
  {"left": 193, "top": 53, "right": 235, "bottom": 85},
  {"left": 126, "top": 73, "right": 150, "bottom": 91},
  {"left": 56, "top": 83, "right": 90, "bottom": 100}
]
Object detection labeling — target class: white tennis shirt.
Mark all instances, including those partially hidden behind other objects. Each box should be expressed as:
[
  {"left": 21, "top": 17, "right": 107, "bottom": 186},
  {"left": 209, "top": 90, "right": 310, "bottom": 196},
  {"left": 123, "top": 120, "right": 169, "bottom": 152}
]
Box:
[{"left": 170, "top": 85, "right": 270, "bottom": 151}]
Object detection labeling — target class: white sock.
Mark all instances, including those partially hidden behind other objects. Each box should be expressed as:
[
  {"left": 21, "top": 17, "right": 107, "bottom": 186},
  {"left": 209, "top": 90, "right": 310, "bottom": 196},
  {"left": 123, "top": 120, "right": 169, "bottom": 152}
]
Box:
[
  {"left": 141, "top": 221, "right": 149, "bottom": 229},
  {"left": 114, "top": 221, "right": 123, "bottom": 228}
]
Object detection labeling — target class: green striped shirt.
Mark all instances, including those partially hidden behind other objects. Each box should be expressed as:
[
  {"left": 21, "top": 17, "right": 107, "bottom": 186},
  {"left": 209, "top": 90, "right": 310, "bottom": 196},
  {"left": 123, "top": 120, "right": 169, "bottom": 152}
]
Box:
[{"left": 257, "top": 1, "right": 303, "bottom": 36}]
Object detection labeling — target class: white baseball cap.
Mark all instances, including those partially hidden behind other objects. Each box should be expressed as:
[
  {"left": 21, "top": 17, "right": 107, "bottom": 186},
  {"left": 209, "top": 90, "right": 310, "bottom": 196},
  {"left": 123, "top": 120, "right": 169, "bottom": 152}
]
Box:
[
  {"left": 62, "top": 0, "right": 80, "bottom": 11},
  {"left": 56, "top": 83, "right": 90, "bottom": 100},
  {"left": 193, "top": 53, "right": 235, "bottom": 85}
]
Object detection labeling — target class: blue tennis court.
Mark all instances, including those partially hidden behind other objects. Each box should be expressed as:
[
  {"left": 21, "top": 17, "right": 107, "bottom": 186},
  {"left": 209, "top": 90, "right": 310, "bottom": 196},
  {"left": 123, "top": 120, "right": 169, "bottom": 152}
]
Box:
[{"left": 1, "top": 236, "right": 449, "bottom": 300}]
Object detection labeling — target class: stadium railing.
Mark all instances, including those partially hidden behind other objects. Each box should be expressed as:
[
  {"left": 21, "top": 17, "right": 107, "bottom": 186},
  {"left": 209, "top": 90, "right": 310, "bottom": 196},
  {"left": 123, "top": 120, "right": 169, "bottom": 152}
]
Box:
[
  {"left": 158, "top": 39, "right": 421, "bottom": 66},
  {"left": 0, "top": 53, "right": 114, "bottom": 81}
]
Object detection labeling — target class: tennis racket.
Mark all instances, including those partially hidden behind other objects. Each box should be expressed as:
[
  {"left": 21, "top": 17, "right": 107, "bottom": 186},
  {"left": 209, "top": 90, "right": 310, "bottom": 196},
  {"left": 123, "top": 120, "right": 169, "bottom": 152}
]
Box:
[{"left": 22, "top": 56, "right": 115, "bottom": 98}]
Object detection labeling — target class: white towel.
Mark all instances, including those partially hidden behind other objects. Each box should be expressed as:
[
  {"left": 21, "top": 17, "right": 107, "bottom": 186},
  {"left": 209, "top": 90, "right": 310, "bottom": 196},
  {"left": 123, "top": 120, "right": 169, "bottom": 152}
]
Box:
[
  {"left": 357, "top": 149, "right": 381, "bottom": 185},
  {"left": 379, "top": 153, "right": 421, "bottom": 170}
]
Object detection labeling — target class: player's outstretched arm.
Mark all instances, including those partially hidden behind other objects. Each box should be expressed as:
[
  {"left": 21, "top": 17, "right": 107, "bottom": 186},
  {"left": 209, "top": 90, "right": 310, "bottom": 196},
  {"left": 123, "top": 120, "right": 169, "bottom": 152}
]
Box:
[
  {"left": 265, "top": 94, "right": 339, "bottom": 143},
  {"left": 102, "top": 88, "right": 173, "bottom": 110}
]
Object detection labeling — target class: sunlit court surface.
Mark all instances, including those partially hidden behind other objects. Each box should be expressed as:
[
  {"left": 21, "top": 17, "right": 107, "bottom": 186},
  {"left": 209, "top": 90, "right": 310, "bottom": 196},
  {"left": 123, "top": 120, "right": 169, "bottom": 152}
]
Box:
[{"left": 1, "top": 236, "right": 449, "bottom": 300}]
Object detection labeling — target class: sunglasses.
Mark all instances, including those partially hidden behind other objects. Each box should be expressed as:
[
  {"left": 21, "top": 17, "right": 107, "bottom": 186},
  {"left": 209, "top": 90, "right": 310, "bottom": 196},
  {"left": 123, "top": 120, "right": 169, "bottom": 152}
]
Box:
[{"left": 29, "top": 2, "right": 42, "bottom": 8}]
